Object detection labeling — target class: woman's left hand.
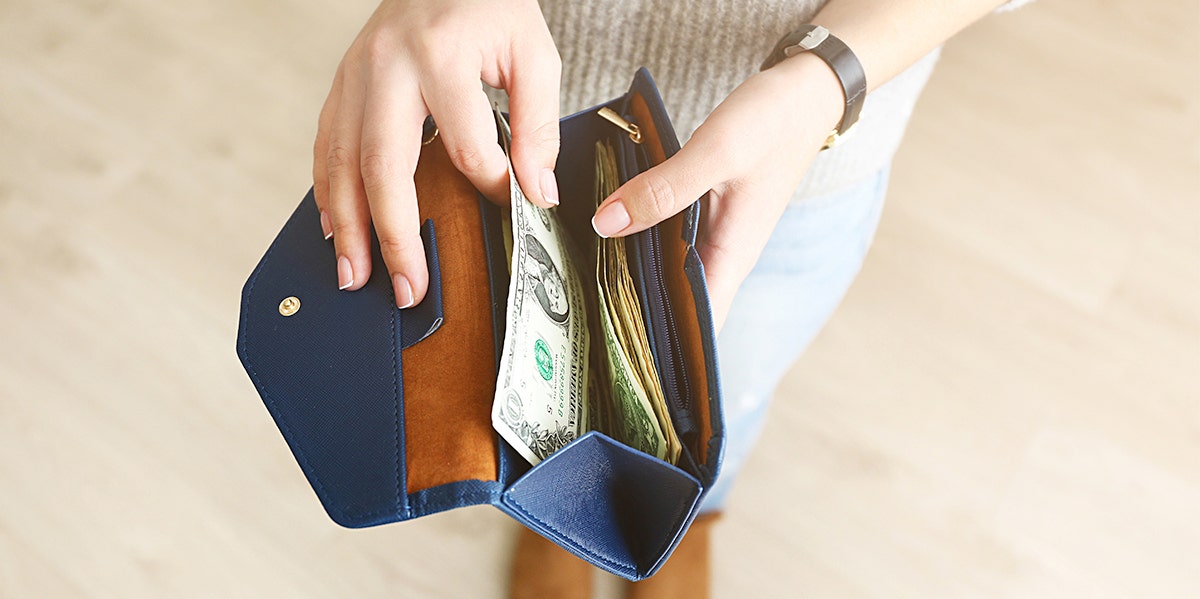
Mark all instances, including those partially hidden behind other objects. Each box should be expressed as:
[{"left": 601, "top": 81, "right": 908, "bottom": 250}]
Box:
[{"left": 590, "top": 54, "right": 847, "bottom": 331}]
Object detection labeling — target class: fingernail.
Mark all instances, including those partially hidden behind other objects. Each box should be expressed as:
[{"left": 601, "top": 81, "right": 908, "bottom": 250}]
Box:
[
  {"left": 540, "top": 169, "right": 559, "bottom": 206},
  {"left": 591, "top": 200, "right": 631, "bottom": 238},
  {"left": 320, "top": 210, "right": 332, "bottom": 240},
  {"left": 337, "top": 255, "right": 354, "bottom": 290},
  {"left": 393, "top": 273, "right": 415, "bottom": 309}
]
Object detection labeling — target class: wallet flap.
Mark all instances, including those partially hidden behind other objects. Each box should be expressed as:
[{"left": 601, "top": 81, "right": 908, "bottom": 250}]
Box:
[{"left": 236, "top": 191, "right": 445, "bottom": 527}]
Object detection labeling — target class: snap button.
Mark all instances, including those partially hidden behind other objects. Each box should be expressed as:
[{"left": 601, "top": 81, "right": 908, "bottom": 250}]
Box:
[{"left": 278, "top": 296, "right": 300, "bottom": 316}]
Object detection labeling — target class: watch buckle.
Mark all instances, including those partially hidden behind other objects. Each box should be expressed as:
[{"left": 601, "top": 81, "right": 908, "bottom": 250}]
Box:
[
  {"left": 784, "top": 25, "right": 829, "bottom": 57},
  {"left": 822, "top": 121, "right": 858, "bottom": 151}
]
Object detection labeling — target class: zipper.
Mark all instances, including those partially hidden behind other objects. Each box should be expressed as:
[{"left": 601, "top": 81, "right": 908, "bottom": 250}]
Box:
[
  {"left": 644, "top": 223, "right": 696, "bottom": 445},
  {"left": 598, "top": 107, "right": 643, "bottom": 144}
]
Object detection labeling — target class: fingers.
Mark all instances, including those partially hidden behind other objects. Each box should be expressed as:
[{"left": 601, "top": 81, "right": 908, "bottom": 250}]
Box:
[
  {"left": 591, "top": 139, "right": 729, "bottom": 238},
  {"left": 325, "top": 65, "right": 375, "bottom": 292},
  {"left": 361, "top": 70, "right": 428, "bottom": 309},
  {"left": 313, "top": 1, "right": 564, "bottom": 310},
  {"left": 313, "top": 65, "right": 344, "bottom": 240},
  {"left": 694, "top": 188, "right": 755, "bottom": 332},
  {"left": 507, "top": 41, "right": 562, "bottom": 209},
  {"left": 695, "top": 160, "right": 801, "bottom": 332},
  {"left": 421, "top": 70, "right": 511, "bottom": 204}
]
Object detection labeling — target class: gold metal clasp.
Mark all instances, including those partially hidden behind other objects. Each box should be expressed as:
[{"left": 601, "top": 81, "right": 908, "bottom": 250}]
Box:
[
  {"left": 821, "top": 129, "right": 843, "bottom": 150},
  {"left": 821, "top": 110, "right": 863, "bottom": 151},
  {"left": 597, "top": 107, "right": 643, "bottom": 144},
  {"left": 422, "top": 126, "right": 439, "bottom": 146},
  {"left": 279, "top": 296, "right": 301, "bottom": 316}
]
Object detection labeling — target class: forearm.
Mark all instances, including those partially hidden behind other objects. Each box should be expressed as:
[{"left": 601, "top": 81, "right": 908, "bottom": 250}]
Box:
[
  {"left": 596, "top": 0, "right": 1011, "bottom": 329},
  {"left": 812, "top": 0, "right": 1006, "bottom": 92}
]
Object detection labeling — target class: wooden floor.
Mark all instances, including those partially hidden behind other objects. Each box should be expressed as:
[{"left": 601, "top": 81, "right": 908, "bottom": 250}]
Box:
[{"left": 1, "top": 0, "right": 1196, "bottom": 597}]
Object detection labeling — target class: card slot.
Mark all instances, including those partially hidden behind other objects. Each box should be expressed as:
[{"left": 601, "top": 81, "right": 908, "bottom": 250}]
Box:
[
  {"left": 401, "top": 136, "right": 502, "bottom": 493},
  {"left": 477, "top": 196, "right": 534, "bottom": 486}
]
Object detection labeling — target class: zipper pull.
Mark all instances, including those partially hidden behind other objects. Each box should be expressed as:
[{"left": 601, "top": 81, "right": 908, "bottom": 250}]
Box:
[{"left": 597, "top": 107, "right": 643, "bottom": 144}]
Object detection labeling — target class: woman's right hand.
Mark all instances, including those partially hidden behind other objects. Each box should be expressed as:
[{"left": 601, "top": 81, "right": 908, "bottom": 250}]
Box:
[{"left": 314, "top": 0, "right": 561, "bottom": 307}]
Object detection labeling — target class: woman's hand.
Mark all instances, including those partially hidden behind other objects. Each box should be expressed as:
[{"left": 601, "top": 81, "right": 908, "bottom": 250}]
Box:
[
  {"left": 314, "top": 0, "right": 561, "bottom": 307},
  {"left": 590, "top": 55, "right": 846, "bottom": 330}
]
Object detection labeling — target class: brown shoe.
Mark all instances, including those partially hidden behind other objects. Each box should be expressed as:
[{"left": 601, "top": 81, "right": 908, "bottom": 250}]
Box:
[
  {"left": 624, "top": 512, "right": 720, "bottom": 599},
  {"left": 509, "top": 526, "right": 594, "bottom": 599}
]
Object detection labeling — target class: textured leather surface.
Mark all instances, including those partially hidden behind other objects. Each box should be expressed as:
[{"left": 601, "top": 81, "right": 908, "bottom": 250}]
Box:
[
  {"left": 236, "top": 191, "right": 444, "bottom": 527},
  {"left": 500, "top": 432, "right": 701, "bottom": 580},
  {"left": 236, "top": 68, "right": 723, "bottom": 580}
]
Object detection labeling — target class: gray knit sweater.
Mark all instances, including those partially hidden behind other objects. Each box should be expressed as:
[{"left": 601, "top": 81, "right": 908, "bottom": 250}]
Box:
[{"left": 491, "top": 0, "right": 944, "bottom": 199}]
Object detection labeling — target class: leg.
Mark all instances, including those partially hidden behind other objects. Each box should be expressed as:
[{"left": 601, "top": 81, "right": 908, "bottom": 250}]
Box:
[
  {"left": 509, "top": 525, "right": 593, "bottom": 599},
  {"left": 624, "top": 168, "right": 891, "bottom": 599},
  {"left": 702, "top": 167, "right": 890, "bottom": 511}
]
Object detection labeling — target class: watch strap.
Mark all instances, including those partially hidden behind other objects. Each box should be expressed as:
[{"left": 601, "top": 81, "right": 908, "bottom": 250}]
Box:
[{"left": 761, "top": 25, "right": 866, "bottom": 147}]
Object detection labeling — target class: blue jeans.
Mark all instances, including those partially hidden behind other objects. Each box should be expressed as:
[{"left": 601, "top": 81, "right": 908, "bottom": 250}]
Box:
[{"left": 700, "top": 167, "right": 891, "bottom": 511}]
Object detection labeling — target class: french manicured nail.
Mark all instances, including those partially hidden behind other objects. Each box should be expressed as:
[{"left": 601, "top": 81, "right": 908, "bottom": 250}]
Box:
[
  {"left": 337, "top": 255, "right": 353, "bottom": 290},
  {"left": 540, "top": 169, "right": 559, "bottom": 206},
  {"left": 320, "top": 210, "right": 332, "bottom": 240},
  {"left": 393, "top": 273, "right": 414, "bottom": 309},
  {"left": 591, "top": 200, "right": 630, "bottom": 238}
]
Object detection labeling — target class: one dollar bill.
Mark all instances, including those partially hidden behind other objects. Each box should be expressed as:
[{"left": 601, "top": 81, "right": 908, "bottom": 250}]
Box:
[{"left": 491, "top": 110, "right": 590, "bottom": 466}]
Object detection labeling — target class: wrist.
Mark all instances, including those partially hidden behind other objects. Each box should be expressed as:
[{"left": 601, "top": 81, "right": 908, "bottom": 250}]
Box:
[
  {"left": 761, "top": 24, "right": 867, "bottom": 149},
  {"left": 765, "top": 53, "right": 846, "bottom": 136}
]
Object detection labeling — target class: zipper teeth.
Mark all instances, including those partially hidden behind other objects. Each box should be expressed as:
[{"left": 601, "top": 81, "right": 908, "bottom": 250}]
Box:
[{"left": 646, "top": 226, "right": 693, "bottom": 434}]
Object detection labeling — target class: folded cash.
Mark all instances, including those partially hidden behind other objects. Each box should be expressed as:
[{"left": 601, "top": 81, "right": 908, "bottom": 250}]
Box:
[{"left": 592, "top": 140, "right": 681, "bottom": 465}]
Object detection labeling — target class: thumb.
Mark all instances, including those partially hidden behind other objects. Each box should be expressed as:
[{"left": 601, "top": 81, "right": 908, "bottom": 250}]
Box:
[
  {"left": 507, "top": 46, "right": 562, "bottom": 209},
  {"left": 591, "top": 142, "right": 723, "bottom": 238}
]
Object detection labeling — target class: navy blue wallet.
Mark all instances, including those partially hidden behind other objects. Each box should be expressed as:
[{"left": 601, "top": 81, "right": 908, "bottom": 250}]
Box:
[{"left": 236, "top": 68, "right": 724, "bottom": 580}]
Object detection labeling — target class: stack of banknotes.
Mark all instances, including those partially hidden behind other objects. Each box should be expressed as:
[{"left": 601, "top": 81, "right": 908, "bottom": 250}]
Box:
[{"left": 490, "top": 111, "right": 681, "bottom": 466}]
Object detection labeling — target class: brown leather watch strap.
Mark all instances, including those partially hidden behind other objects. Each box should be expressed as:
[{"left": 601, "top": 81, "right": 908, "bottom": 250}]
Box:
[{"left": 761, "top": 25, "right": 866, "bottom": 146}]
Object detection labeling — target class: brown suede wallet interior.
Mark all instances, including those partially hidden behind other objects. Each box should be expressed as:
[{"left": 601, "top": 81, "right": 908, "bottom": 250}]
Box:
[{"left": 402, "top": 138, "right": 500, "bottom": 492}]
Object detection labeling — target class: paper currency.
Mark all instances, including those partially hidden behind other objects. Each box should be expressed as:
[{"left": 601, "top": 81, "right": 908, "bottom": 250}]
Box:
[
  {"left": 490, "top": 111, "right": 591, "bottom": 466},
  {"left": 592, "top": 140, "right": 681, "bottom": 464}
]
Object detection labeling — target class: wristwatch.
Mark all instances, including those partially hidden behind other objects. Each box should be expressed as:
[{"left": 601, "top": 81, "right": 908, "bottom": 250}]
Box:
[{"left": 761, "top": 25, "right": 866, "bottom": 149}]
